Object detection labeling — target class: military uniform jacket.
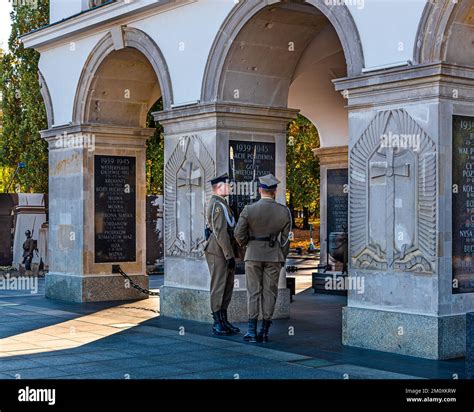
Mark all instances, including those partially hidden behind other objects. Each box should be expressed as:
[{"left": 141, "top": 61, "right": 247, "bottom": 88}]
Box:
[
  {"left": 204, "top": 195, "right": 235, "bottom": 260},
  {"left": 234, "top": 197, "right": 291, "bottom": 263}
]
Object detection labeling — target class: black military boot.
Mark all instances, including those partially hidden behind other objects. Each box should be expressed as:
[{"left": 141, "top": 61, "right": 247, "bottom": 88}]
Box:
[
  {"left": 221, "top": 309, "right": 240, "bottom": 334},
  {"left": 212, "top": 311, "right": 230, "bottom": 336},
  {"left": 243, "top": 318, "right": 258, "bottom": 343},
  {"left": 257, "top": 319, "right": 272, "bottom": 343}
]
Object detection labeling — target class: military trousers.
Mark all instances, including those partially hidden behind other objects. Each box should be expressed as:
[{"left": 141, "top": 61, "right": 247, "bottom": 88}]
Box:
[
  {"left": 205, "top": 253, "right": 235, "bottom": 312},
  {"left": 245, "top": 261, "right": 281, "bottom": 320}
]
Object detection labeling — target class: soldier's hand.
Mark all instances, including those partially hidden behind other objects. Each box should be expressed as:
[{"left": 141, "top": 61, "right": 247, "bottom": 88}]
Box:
[{"left": 227, "top": 257, "right": 236, "bottom": 270}]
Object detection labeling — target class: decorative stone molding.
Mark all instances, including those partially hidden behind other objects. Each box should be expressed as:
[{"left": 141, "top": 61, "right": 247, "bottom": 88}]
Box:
[
  {"left": 313, "top": 146, "right": 348, "bottom": 167},
  {"left": 165, "top": 135, "right": 215, "bottom": 259},
  {"left": 154, "top": 101, "right": 299, "bottom": 121},
  {"left": 38, "top": 70, "right": 54, "bottom": 128},
  {"left": 334, "top": 63, "right": 474, "bottom": 109},
  {"left": 350, "top": 109, "right": 437, "bottom": 273},
  {"left": 21, "top": 0, "right": 178, "bottom": 50},
  {"left": 40, "top": 123, "right": 154, "bottom": 148},
  {"left": 153, "top": 102, "right": 299, "bottom": 135}
]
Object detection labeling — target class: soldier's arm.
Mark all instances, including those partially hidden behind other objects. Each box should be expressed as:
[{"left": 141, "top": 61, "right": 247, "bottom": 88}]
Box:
[
  {"left": 213, "top": 205, "right": 235, "bottom": 260},
  {"left": 234, "top": 206, "right": 249, "bottom": 247},
  {"left": 280, "top": 208, "right": 292, "bottom": 259}
]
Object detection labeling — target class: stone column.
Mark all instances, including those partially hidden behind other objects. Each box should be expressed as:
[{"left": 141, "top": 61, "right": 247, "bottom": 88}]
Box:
[
  {"left": 335, "top": 63, "right": 474, "bottom": 359},
  {"left": 0, "top": 194, "right": 18, "bottom": 266},
  {"left": 42, "top": 124, "right": 154, "bottom": 302},
  {"left": 313, "top": 146, "right": 348, "bottom": 269},
  {"left": 154, "top": 102, "right": 297, "bottom": 322}
]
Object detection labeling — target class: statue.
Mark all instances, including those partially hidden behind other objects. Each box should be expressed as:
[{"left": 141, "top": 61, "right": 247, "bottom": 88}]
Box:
[{"left": 22, "top": 230, "right": 38, "bottom": 271}]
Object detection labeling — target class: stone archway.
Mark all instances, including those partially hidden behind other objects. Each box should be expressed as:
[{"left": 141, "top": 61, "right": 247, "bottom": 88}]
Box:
[
  {"left": 201, "top": 0, "right": 364, "bottom": 104},
  {"left": 414, "top": 0, "right": 474, "bottom": 66},
  {"left": 43, "top": 27, "right": 172, "bottom": 303},
  {"left": 38, "top": 70, "right": 54, "bottom": 128},
  {"left": 73, "top": 26, "right": 173, "bottom": 125},
  {"left": 203, "top": 0, "right": 359, "bottom": 273},
  {"left": 156, "top": 0, "right": 362, "bottom": 322}
]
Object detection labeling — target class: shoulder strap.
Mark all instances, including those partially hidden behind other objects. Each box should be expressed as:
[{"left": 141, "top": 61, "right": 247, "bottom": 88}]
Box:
[{"left": 215, "top": 200, "right": 235, "bottom": 228}]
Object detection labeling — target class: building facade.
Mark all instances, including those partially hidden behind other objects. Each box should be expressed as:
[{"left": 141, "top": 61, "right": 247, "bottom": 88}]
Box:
[{"left": 22, "top": 0, "right": 474, "bottom": 359}]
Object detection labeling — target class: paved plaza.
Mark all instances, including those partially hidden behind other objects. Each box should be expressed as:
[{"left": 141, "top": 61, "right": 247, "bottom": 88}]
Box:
[{"left": 0, "top": 273, "right": 465, "bottom": 380}]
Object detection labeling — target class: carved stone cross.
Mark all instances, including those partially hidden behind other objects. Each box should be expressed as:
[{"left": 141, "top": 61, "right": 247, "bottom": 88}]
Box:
[
  {"left": 177, "top": 161, "right": 202, "bottom": 252},
  {"left": 370, "top": 147, "right": 410, "bottom": 267},
  {"left": 177, "top": 161, "right": 201, "bottom": 188},
  {"left": 371, "top": 163, "right": 409, "bottom": 179}
]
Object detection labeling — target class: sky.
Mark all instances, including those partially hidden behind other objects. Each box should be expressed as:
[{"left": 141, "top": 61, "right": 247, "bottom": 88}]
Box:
[{"left": 0, "top": 0, "right": 13, "bottom": 51}]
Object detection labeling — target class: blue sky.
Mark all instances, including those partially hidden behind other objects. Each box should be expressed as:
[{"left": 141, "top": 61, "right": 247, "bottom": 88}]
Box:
[{"left": 0, "top": 1, "right": 13, "bottom": 51}]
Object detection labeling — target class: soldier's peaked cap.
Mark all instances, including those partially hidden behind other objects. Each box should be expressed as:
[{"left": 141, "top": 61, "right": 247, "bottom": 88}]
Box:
[
  {"left": 258, "top": 174, "right": 280, "bottom": 189},
  {"left": 209, "top": 173, "right": 229, "bottom": 186}
]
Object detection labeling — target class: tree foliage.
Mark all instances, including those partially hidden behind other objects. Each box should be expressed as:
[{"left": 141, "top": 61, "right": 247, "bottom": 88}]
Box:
[
  {"left": 286, "top": 114, "right": 320, "bottom": 227},
  {"left": 0, "top": 1, "right": 49, "bottom": 193},
  {"left": 146, "top": 98, "right": 164, "bottom": 195}
]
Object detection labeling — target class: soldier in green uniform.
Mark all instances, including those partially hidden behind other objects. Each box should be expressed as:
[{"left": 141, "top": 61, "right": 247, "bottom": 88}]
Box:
[
  {"left": 204, "top": 173, "right": 240, "bottom": 336},
  {"left": 234, "top": 174, "right": 292, "bottom": 343}
]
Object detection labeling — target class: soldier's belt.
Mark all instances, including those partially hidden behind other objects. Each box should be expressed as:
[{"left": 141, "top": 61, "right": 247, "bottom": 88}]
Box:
[{"left": 248, "top": 236, "right": 272, "bottom": 241}]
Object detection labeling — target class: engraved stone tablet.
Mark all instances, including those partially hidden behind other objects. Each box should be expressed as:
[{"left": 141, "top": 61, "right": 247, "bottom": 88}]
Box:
[
  {"left": 94, "top": 155, "right": 136, "bottom": 263},
  {"left": 327, "top": 168, "right": 348, "bottom": 236},
  {"left": 452, "top": 115, "right": 474, "bottom": 293}
]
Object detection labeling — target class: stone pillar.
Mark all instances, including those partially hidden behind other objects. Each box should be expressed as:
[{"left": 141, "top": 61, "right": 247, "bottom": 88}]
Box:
[
  {"left": 335, "top": 63, "right": 474, "bottom": 360},
  {"left": 154, "top": 102, "right": 297, "bottom": 322},
  {"left": 38, "top": 222, "right": 49, "bottom": 270},
  {"left": 0, "top": 194, "right": 17, "bottom": 266},
  {"left": 313, "top": 146, "right": 348, "bottom": 269},
  {"left": 42, "top": 124, "right": 154, "bottom": 302}
]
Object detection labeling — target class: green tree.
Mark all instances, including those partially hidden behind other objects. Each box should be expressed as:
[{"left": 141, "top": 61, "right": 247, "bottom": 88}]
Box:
[
  {"left": 0, "top": 167, "right": 14, "bottom": 192},
  {"left": 0, "top": 1, "right": 49, "bottom": 193},
  {"left": 146, "top": 98, "right": 164, "bottom": 195},
  {"left": 286, "top": 114, "right": 320, "bottom": 230}
]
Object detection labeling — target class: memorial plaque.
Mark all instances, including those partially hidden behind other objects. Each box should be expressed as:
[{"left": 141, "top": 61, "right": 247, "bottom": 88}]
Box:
[
  {"left": 94, "top": 155, "right": 136, "bottom": 263},
  {"left": 327, "top": 168, "right": 348, "bottom": 235},
  {"left": 228, "top": 140, "right": 276, "bottom": 218},
  {"left": 146, "top": 195, "right": 164, "bottom": 268},
  {"left": 452, "top": 115, "right": 474, "bottom": 293},
  {"left": 228, "top": 140, "right": 276, "bottom": 274}
]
